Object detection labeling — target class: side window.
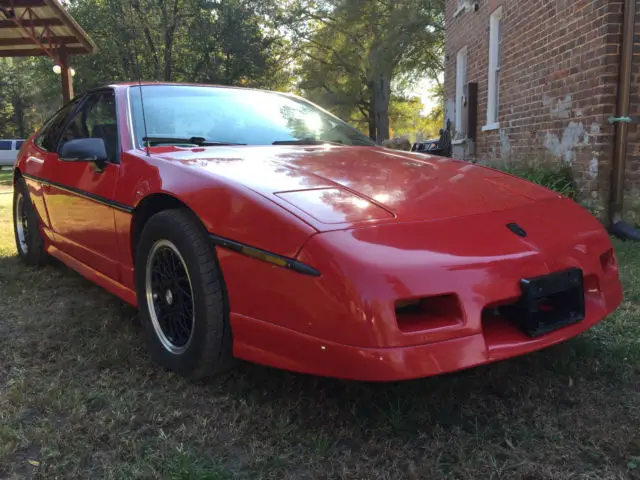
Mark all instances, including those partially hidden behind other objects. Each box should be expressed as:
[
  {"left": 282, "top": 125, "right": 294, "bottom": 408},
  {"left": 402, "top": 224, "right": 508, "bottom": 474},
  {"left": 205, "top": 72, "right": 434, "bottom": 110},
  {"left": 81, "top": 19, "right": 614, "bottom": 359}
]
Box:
[
  {"left": 34, "top": 101, "right": 78, "bottom": 152},
  {"left": 0, "top": 141, "right": 11, "bottom": 151},
  {"left": 486, "top": 7, "right": 503, "bottom": 128},
  {"left": 15, "top": 141, "right": 24, "bottom": 150},
  {"left": 455, "top": 46, "right": 468, "bottom": 138},
  {"left": 58, "top": 91, "right": 118, "bottom": 163}
]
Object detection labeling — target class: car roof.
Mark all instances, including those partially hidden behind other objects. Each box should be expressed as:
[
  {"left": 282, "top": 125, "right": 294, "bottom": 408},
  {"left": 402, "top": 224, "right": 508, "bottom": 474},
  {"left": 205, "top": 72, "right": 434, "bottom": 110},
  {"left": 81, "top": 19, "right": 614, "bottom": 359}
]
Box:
[
  {"left": 103, "top": 81, "right": 279, "bottom": 95},
  {"left": 76, "top": 82, "right": 299, "bottom": 105}
]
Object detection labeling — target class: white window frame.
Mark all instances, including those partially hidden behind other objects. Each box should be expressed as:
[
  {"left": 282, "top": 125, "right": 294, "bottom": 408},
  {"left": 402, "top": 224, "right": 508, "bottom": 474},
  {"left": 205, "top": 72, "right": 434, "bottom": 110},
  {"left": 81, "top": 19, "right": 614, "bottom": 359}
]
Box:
[
  {"left": 455, "top": 46, "right": 468, "bottom": 138},
  {"left": 483, "top": 6, "right": 503, "bottom": 131}
]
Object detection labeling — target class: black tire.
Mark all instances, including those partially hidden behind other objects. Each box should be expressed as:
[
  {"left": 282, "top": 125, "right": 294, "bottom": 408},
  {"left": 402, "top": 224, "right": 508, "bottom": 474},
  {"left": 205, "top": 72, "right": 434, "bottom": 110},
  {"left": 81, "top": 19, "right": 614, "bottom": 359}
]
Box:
[
  {"left": 135, "top": 208, "right": 234, "bottom": 380},
  {"left": 13, "top": 177, "right": 48, "bottom": 266}
]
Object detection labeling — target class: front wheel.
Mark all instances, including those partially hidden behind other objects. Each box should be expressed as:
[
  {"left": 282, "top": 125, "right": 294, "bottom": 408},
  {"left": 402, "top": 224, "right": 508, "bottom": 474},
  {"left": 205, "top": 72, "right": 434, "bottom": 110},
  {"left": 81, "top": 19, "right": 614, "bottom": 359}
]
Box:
[{"left": 135, "top": 209, "right": 234, "bottom": 380}]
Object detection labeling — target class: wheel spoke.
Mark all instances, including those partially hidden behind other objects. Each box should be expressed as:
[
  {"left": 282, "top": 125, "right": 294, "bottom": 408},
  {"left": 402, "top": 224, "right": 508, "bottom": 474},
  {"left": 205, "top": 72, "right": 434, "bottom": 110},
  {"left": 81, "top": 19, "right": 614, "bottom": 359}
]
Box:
[
  {"left": 176, "top": 284, "right": 192, "bottom": 301},
  {"left": 145, "top": 241, "right": 195, "bottom": 353}
]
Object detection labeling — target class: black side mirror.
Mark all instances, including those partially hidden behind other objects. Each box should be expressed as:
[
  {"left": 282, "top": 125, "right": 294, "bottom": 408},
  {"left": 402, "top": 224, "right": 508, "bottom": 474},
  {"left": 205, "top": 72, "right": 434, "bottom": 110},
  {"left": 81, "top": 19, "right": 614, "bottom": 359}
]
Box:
[
  {"left": 59, "top": 138, "right": 108, "bottom": 163},
  {"left": 59, "top": 138, "right": 109, "bottom": 173}
]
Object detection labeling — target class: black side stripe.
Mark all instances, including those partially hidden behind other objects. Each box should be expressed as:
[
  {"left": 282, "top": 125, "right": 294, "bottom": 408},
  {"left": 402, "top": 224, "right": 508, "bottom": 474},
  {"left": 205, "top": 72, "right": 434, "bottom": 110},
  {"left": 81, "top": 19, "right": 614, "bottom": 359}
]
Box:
[
  {"left": 209, "top": 234, "right": 321, "bottom": 277},
  {"left": 22, "top": 173, "right": 134, "bottom": 213},
  {"left": 22, "top": 173, "right": 320, "bottom": 276}
]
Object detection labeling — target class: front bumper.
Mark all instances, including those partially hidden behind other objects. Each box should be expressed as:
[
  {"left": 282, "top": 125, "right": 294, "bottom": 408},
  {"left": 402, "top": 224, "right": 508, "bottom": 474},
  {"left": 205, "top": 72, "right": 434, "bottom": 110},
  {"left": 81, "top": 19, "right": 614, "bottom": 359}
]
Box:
[
  {"left": 231, "top": 278, "right": 622, "bottom": 381},
  {"left": 219, "top": 198, "right": 623, "bottom": 381}
]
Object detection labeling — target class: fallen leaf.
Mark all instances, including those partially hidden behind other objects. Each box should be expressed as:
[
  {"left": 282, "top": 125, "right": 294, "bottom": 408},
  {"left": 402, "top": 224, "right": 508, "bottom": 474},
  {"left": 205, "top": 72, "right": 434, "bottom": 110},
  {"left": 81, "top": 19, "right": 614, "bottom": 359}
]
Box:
[{"left": 27, "top": 459, "right": 40, "bottom": 467}]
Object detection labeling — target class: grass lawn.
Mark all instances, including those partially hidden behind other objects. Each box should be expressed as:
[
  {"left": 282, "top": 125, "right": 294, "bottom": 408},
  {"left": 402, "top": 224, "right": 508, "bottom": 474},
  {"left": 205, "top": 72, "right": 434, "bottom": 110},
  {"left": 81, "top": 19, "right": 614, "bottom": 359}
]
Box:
[
  {"left": 0, "top": 168, "right": 12, "bottom": 188},
  {"left": 1, "top": 191, "right": 640, "bottom": 479}
]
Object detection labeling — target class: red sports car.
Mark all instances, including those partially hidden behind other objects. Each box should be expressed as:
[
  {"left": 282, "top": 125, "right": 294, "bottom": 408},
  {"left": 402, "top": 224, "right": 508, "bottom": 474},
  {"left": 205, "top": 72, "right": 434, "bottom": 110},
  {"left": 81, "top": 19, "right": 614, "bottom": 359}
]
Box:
[{"left": 11, "top": 83, "right": 622, "bottom": 381}]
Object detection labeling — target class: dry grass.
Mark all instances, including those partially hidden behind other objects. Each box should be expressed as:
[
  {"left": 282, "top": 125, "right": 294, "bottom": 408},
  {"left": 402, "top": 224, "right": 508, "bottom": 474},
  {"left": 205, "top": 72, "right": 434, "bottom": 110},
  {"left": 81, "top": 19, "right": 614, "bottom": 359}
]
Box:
[{"left": 1, "top": 190, "right": 640, "bottom": 479}]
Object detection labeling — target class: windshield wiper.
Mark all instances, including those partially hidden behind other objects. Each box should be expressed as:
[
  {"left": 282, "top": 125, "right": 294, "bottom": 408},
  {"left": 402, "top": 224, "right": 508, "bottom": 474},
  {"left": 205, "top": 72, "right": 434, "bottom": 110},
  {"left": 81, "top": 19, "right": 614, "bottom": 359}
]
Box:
[
  {"left": 143, "top": 136, "right": 246, "bottom": 147},
  {"left": 272, "top": 138, "right": 343, "bottom": 146}
]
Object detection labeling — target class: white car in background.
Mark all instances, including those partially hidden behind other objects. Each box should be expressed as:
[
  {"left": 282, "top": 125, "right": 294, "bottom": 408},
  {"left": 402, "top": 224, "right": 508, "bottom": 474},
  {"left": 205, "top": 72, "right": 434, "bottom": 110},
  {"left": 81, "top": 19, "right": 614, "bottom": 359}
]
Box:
[{"left": 0, "top": 139, "right": 25, "bottom": 167}]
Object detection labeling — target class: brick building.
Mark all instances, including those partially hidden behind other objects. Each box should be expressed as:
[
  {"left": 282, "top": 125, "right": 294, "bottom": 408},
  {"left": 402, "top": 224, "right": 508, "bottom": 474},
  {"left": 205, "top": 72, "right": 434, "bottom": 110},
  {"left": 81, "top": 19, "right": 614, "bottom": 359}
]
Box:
[{"left": 444, "top": 0, "right": 640, "bottom": 225}]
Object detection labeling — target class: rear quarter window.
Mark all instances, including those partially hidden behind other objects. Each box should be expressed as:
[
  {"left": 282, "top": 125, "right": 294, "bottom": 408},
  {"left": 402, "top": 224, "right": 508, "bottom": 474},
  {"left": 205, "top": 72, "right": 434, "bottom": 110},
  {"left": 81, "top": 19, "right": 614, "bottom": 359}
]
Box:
[
  {"left": 0, "top": 140, "right": 11, "bottom": 151},
  {"left": 15, "top": 140, "right": 25, "bottom": 150}
]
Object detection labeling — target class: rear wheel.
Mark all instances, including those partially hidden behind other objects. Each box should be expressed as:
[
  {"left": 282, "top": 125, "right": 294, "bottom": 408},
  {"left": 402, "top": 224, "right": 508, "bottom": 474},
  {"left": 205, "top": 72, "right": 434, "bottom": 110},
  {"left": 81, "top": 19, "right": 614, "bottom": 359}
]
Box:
[
  {"left": 13, "top": 177, "right": 48, "bottom": 266},
  {"left": 135, "top": 209, "right": 234, "bottom": 379}
]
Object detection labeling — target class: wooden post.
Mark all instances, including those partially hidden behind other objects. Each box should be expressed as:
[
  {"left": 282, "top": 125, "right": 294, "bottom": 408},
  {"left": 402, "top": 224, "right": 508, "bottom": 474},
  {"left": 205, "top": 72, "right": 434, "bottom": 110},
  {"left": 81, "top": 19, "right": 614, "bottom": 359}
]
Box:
[{"left": 59, "top": 50, "right": 73, "bottom": 104}]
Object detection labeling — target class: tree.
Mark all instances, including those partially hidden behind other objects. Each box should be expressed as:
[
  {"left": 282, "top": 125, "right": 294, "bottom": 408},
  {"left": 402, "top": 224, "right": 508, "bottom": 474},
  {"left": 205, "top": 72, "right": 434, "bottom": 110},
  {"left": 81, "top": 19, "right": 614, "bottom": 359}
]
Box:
[
  {"left": 66, "top": 0, "right": 288, "bottom": 88},
  {"left": 288, "top": 0, "right": 444, "bottom": 142},
  {"left": 0, "top": 58, "right": 44, "bottom": 138},
  {"left": 0, "top": 0, "right": 446, "bottom": 142},
  {"left": 0, "top": 0, "right": 295, "bottom": 137},
  {"left": 388, "top": 95, "right": 439, "bottom": 142}
]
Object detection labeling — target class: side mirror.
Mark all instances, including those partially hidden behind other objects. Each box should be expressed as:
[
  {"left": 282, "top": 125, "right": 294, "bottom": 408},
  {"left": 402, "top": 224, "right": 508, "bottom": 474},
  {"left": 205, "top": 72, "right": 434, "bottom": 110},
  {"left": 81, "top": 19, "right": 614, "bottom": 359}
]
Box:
[{"left": 59, "top": 138, "right": 108, "bottom": 163}]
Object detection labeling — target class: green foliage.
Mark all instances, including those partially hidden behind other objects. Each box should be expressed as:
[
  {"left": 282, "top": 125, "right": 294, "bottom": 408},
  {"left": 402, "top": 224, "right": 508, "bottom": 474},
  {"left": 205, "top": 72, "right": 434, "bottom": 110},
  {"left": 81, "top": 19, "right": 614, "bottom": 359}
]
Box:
[
  {"left": 426, "top": 80, "right": 444, "bottom": 122},
  {"left": 0, "top": 170, "right": 12, "bottom": 186},
  {"left": 66, "top": 0, "right": 288, "bottom": 88},
  {"left": 341, "top": 94, "right": 442, "bottom": 142},
  {"left": 491, "top": 161, "right": 579, "bottom": 200},
  {"left": 289, "top": 0, "right": 444, "bottom": 141},
  {"left": 0, "top": 0, "right": 292, "bottom": 138},
  {"left": 0, "top": 58, "right": 50, "bottom": 139},
  {"left": 388, "top": 95, "right": 441, "bottom": 142},
  {"left": 0, "top": 0, "right": 442, "bottom": 142}
]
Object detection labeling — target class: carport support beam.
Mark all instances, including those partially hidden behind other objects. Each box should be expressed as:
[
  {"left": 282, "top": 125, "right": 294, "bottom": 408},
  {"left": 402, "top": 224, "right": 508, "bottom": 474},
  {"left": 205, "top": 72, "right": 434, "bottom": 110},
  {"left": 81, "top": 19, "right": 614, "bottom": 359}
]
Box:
[{"left": 59, "top": 50, "right": 73, "bottom": 104}]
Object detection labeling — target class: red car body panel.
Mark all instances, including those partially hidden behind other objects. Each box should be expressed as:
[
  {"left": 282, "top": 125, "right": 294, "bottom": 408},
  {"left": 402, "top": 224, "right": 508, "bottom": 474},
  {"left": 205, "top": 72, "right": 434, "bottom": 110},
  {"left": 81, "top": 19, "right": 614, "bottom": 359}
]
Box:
[{"left": 14, "top": 83, "right": 623, "bottom": 381}]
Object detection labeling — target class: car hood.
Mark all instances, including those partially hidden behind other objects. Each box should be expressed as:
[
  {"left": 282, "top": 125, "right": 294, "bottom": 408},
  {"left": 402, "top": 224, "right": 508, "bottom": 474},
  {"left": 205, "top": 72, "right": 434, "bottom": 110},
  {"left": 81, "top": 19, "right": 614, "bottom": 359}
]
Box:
[{"left": 154, "top": 145, "right": 562, "bottom": 230}]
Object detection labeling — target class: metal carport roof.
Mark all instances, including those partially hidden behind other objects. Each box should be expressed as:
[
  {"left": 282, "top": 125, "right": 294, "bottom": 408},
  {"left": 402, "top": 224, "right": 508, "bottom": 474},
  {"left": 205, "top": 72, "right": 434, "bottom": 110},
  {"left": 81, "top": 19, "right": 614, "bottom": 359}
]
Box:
[{"left": 0, "top": 0, "right": 96, "bottom": 102}]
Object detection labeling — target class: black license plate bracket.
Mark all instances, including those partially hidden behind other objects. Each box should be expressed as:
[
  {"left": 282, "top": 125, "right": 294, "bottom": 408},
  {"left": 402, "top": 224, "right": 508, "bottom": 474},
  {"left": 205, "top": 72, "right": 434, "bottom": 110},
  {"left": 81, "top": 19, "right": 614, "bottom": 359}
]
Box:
[{"left": 499, "top": 268, "right": 586, "bottom": 338}]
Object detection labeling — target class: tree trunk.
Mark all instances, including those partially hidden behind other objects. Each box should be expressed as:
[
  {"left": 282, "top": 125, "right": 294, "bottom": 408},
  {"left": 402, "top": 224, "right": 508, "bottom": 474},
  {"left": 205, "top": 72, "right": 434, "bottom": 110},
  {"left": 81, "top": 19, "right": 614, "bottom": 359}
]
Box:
[
  {"left": 368, "top": 107, "right": 376, "bottom": 140},
  {"left": 225, "top": 52, "right": 231, "bottom": 84},
  {"left": 163, "top": 29, "right": 175, "bottom": 81},
  {"left": 131, "top": 1, "right": 161, "bottom": 79},
  {"left": 366, "top": 80, "right": 377, "bottom": 141},
  {"left": 160, "top": 1, "right": 177, "bottom": 81},
  {"left": 372, "top": 72, "right": 391, "bottom": 142},
  {"left": 142, "top": 27, "right": 161, "bottom": 79},
  {"left": 12, "top": 96, "right": 25, "bottom": 138}
]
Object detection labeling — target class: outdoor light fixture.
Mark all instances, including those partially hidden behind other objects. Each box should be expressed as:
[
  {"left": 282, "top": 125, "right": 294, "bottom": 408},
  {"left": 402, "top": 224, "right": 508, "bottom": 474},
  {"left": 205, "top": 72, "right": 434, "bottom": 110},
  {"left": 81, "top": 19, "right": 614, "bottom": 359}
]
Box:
[{"left": 52, "top": 65, "right": 76, "bottom": 76}]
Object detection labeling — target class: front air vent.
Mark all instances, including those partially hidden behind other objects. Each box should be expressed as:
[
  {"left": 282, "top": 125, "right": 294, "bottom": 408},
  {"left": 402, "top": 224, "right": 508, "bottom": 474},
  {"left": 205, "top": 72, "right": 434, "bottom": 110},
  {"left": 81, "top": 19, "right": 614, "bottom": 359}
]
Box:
[
  {"left": 394, "top": 294, "right": 463, "bottom": 333},
  {"left": 600, "top": 248, "right": 617, "bottom": 274}
]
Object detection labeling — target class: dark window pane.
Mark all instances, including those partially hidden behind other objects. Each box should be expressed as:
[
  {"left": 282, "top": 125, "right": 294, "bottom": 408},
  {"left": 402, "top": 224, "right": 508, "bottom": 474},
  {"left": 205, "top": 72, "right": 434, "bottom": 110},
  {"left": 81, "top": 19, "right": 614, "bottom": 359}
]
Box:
[
  {"left": 34, "top": 101, "right": 78, "bottom": 152},
  {"left": 59, "top": 91, "right": 118, "bottom": 162},
  {"left": 0, "top": 141, "right": 11, "bottom": 151}
]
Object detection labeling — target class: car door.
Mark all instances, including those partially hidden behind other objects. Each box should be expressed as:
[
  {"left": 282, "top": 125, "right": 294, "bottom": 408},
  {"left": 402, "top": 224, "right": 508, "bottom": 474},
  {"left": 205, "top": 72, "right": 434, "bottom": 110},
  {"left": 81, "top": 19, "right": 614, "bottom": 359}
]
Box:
[{"left": 39, "top": 89, "right": 122, "bottom": 280}]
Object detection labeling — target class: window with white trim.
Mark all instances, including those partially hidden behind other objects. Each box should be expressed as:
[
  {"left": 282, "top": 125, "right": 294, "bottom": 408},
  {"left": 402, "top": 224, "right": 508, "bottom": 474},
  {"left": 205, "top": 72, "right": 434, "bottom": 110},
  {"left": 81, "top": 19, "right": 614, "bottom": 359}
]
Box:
[
  {"left": 485, "top": 7, "right": 503, "bottom": 129},
  {"left": 455, "top": 46, "right": 467, "bottom": 137}
]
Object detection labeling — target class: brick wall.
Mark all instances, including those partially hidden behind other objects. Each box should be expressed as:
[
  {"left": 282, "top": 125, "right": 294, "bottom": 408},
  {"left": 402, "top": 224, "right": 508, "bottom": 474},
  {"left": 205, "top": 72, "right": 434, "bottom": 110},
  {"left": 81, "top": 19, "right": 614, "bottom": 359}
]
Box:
[
  {"left": 625, "top": 0, "right": 640, "bottom": 219},
  {"left": 444, "top": 0, "right": 629, "bottom": 220}
]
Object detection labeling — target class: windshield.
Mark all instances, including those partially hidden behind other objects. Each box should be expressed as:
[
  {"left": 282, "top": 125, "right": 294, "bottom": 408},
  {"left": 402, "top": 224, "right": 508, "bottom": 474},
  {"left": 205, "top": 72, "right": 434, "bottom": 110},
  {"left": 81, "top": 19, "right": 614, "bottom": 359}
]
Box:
[{"left": 128, "top": 85, "right": 375, "bottom": 147}]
